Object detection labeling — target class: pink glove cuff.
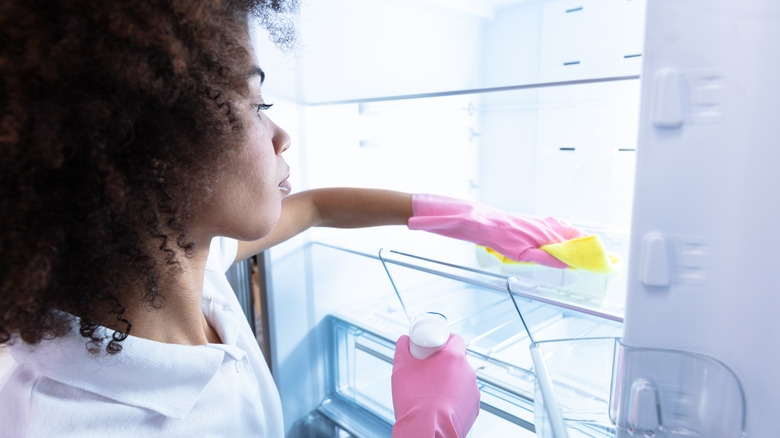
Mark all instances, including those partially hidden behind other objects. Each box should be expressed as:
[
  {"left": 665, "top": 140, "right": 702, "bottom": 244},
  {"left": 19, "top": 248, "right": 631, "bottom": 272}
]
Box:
[{"left": 410, "top": 193, "right": 477, "bottom": 218}]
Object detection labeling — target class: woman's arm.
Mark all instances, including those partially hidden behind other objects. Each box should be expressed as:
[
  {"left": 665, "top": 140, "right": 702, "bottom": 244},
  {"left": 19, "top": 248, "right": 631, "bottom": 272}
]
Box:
[{"left": 234, "top": 188, "right": 413, "bottom": 263}]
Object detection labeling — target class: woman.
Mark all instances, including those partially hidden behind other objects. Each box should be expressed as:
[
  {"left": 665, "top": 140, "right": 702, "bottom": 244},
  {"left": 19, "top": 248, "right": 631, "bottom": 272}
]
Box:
[{"left": 0, "top": 1, "right": 583, "bottom": 436}]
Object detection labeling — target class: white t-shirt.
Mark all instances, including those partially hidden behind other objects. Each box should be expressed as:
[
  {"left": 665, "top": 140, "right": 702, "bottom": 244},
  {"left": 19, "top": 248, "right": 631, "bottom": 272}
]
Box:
[{"left": 0, "top": 237, "right": 284, "bottom": 437}]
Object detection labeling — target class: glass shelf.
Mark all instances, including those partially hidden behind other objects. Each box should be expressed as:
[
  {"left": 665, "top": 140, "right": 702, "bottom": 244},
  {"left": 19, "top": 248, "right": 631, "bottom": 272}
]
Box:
[{"left": 256, "top": 0, "right": 647, "bottom": 104}]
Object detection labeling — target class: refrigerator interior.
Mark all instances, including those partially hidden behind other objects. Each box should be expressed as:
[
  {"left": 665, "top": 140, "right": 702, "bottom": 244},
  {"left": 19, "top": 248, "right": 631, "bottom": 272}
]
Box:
[{"left": 249, "top": 0, "right": 646, "bottom": 435}]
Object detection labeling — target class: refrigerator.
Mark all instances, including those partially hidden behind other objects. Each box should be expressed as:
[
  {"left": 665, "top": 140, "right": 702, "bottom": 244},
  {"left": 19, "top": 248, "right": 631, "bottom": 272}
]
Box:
[{"left": 236, "top": 0, "right": 780, "bottom": 436}]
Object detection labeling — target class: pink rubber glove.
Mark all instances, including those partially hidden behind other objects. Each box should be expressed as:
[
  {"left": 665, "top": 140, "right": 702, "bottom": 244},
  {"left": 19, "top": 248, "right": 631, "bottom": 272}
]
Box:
[
  {"left": 407, "top": 194, "right": 588, "bottom": 269},
  {"left": 392, "top": 334, "right": 480, "bottom": 438}
]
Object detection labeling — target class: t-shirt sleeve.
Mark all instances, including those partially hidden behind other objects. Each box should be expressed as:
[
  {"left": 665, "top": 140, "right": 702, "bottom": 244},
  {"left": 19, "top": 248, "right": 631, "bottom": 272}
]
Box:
[{"left": 205, "top": 236, "right": 239, "bottom": 274}]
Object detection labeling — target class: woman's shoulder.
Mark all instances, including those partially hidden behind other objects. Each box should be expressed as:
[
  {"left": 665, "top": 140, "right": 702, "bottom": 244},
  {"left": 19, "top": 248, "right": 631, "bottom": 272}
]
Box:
[{"left": 0, "top": 362, "right": 154, "bottom": 437}]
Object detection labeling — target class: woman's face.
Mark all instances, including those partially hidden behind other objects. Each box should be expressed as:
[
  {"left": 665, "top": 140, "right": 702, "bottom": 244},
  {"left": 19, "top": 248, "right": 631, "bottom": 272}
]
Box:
[{"left": 191, "top": 66, "right": 292, "bottom": 244}]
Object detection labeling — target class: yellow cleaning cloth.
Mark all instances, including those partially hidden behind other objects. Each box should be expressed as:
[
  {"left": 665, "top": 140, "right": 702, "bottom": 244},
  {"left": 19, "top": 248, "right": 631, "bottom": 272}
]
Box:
[{"left": 484, "top": 235, "right": 622, "bottom": 274}]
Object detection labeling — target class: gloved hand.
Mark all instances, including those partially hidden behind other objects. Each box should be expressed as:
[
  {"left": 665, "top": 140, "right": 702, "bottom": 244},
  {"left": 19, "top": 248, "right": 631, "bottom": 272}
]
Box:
[
  {"left": 407, "top": 194, "right": 588, "bottom": 269},
  {"left": 392, "top": 334, "right": 480, "bottom": 438}
]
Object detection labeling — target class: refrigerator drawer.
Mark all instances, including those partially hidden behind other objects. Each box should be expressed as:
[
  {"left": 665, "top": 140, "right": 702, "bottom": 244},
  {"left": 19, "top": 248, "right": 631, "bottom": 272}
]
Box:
[
  {"left": 267, "top": 239, "right": 627, "bottom": 436},
  {"left": 306, "top": 245, "right": 624, "bottom": 437},
  {"left": 328, "top": 316, "right": 537, "bottom": 437}
]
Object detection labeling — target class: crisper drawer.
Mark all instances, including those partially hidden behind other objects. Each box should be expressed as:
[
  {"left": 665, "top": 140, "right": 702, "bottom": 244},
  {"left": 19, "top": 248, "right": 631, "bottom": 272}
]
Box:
[
  {"left": 313, "top": 248, "right": 624, "bottom": 437},
  {"left": 327, "top": 316, "right": 537, "bottom": 437}
]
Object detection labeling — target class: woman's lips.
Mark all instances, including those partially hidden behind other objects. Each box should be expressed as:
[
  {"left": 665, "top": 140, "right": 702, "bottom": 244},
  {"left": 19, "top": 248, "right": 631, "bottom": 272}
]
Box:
[{"left": 279, "top": 177, "right": 291, "bottom": 195}]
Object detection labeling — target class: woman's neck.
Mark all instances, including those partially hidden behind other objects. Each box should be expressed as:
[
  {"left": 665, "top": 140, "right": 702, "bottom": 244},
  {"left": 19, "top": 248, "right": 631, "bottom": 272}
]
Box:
[{"left": 117, "top": 237, "right": 220, "bottom": 345}]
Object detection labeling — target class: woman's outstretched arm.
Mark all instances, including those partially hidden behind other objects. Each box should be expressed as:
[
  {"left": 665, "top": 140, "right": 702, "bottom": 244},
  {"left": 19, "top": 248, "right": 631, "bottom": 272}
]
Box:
[{"left": 234, "top": 188, "right": 413, "bottom": 263}]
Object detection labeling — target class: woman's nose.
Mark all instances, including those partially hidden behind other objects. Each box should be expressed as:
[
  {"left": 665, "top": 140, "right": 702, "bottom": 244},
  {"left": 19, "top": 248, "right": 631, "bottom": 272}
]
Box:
[
  {"left": 268, "top": 119, "right": 292, "bottom": 155},
  {"left": 272, "top": 121, "right": 291, "bottom": 155}
]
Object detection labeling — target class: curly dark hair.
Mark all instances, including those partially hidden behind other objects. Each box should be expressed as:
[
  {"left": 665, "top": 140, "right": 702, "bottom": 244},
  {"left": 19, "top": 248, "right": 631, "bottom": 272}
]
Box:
[{"left": 0, "top": 0, "right": 297, "bottom": 353}]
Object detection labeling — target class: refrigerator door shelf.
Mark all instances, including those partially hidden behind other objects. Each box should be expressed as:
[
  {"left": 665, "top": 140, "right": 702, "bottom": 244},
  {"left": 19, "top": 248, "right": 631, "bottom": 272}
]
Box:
[
  {"left": 610, "top": 341, "right": 746, "bottom": 438},
  {"left": 532, "top": 338, "right": 747, "bottom": 438},
  {"left": 534, "top": 338, "right": 746, "bottom": 438}
]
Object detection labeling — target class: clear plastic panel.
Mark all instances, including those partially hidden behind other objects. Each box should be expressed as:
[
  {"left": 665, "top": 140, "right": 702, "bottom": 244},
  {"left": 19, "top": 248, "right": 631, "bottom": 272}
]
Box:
[
  {"left": 532, "top": 338, "right": 747, "bottom": 438},
  {"left": 534, "top": 338, "right": 621, "bottom": 437},
  {"left": 332, "top": 320, "right": 395, "bottom": 423}
]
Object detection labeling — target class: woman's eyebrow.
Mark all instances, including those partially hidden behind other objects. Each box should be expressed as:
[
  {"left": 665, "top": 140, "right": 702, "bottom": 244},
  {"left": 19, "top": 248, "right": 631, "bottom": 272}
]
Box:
[{"left": 249, "top": 66, "right": 265, "bottom": 84}]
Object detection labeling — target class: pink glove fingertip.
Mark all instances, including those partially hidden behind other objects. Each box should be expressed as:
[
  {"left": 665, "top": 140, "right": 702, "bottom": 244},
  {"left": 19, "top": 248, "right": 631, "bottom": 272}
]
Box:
[
  {"left": 518, "top": 248, "right": 571, "bottom": 269},
  {"left": 544, "top": 217, "right": 589, "bottom": 240},
  {"left": 393, "top": 335, "right": 411, "bottom": 364}
]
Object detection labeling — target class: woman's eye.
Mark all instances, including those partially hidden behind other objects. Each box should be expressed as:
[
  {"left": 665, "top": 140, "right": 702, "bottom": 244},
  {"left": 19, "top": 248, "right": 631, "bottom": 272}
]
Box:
[{"left": 253, "top": 103, "right": 274, "bottom": 117}]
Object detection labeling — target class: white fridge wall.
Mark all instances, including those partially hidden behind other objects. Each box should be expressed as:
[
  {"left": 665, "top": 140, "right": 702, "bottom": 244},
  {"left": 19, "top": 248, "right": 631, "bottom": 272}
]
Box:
[
  {"left": 262, "top": 0, "right": 484, "bottom": 104},
  {"left": 478, "top": 0, "right": 643, "bottom": 227},
  {"left": 299, "top": 98, "right": 479, "bottom": 197},
  {"left": 476, "top": 1, "right": 544, "bottom": 213},
  {"left": 625, "top": 0, "right": 780, "bottom": 435}
]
